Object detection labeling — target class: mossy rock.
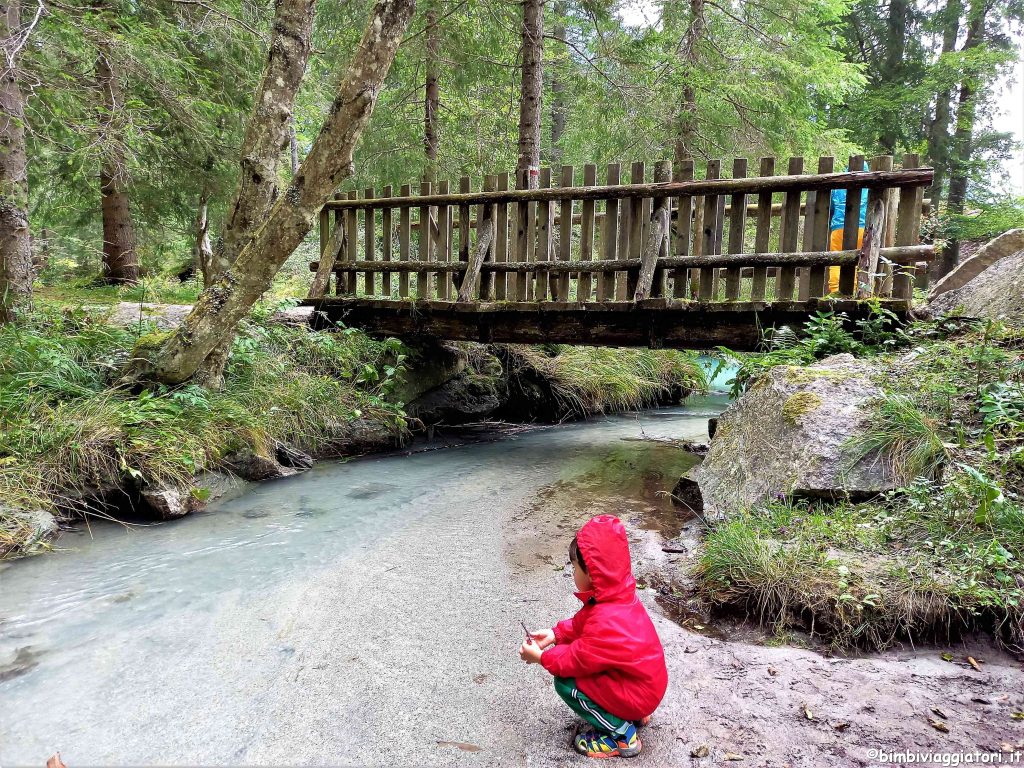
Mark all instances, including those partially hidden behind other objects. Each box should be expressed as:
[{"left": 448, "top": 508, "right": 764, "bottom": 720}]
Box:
[{"left": 782, "top": 392, "right": 823, "bottom": 425}]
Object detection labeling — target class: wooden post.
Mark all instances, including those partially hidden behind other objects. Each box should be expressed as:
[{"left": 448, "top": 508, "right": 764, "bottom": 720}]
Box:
[
  {"left": 399, "top": 183, "right": 411, "bottom": 298},
  {"left": 838, "top": 153, "right": 865, "bottom": 296},
  {"left": 536, "top": 166, "right": 553, "bottom": 300},
  {"left": 458, "top": 175, "right": 471, "bottom": 300},
  {"left": 480, "top": 174, "right": 497, "bottom": 300},
  {"left": 615, "top": 165, "right": 634, "bottom": 300},
  {"left": 456, "top": 178, "right": 495, "bottom": 303},
  {"left": 363, "top": 188, "right": 376, "bottom": 296},
  {"left": 807, "top": 156, "right": 834, "bottom": 298},
  {"left": 556, "top": 165, "right": 573, "bottom": 301},
  {"left": 865, "top": 156, "right": 891, "bottom": 296},
  {"left": 381, "top": 185, "right": 393, "bottom": 297},
  {"left": 514, "top": 169, "right": 530, "bottom": 301},
  {"left": 626, "top": 161, "right": 645, "bottom": 298},
  {"left": 600, "top": 163, "right": 620, "bottom": 302},
  {"left": 578, "top": 163, "right": 597, "bottom": 302},
  {"left": 857, "top": 199, "right": 884, "bottom": 299},
  {"left": 672, "top": 159, "right": 694, "bottom": 299},
  {"left": 418, "top": 179, "right": 433, "bottom": 299},
  {"left": 345, "top": 190, "right": 358, "bottom": 294},
  {"left": 724, "top": 158, "right": 747, "bottom": 301},
  {"left": 493, "top": 173, "right": 509, "bottom": 301},
  {"left": 634, "top": 160, "right": 672, "bottom": 302},
  {"left": 310, "top": 195, "right": 344, "bottom": 298},
  {"left": 776, "top": 156, "right": 803, "bottom": 300},
  {"left": 751, "top": 158, "right": 774, "bottom": 302},
  {"left": 437, "top": 180, "right": 451, "bottom": 299},
  {"left": 697, "top": 159, "right": 721, "bottom": 301},
  {"left": 892, "top": 154, "right": 923, "bottom": 302}
]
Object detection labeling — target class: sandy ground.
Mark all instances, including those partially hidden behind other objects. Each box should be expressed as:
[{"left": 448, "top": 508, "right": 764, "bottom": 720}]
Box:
[{"left": 235, "top": 475, "right": 1024, "bottom": 767}]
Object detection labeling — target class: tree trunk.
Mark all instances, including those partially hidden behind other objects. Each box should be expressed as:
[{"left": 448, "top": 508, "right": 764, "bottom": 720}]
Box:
[
  {"left": 937, "top": 0, "right": 984, "bottom": 278},
  {"left": 197, "top": 0, "right": 315, "bottom": 389},
  {"left": 517, "top": 0, "right": 543, "bottom": 187},
  {"left": 96, "top": 26, "right": 139, "bottom": 286},
  {"left": 0, "top": 0, "right": 32, "bottom": 322},
  {"left": 126, "top": 0, "right": 416, "bottom": 386},
  {"left": 289, "top": 115, "right": 300, "bottom": 176},
  {"left": 878, "top": 0, "right": 908, "bottom": 153},
  {"left": 548, "top": 1, "right": 567, "bottom": 168},
  {"left": 423, "top": 4, "right": 440, "bottom": 174},
  {"left": 672, "top": 0, "right": 704, "bottom": 166},
  {"left": 926, "top": 0, "right": 962, "bottom": 209},
  {"left": 193, "top": 189, "right": 213, "bottom": 283},
  {"left": 215, "top": 0, "right": 316, "bottom": 278}
]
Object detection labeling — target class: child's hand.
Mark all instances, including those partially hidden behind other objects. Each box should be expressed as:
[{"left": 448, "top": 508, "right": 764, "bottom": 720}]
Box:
[
  {"left": 518, "top": 640, "right": 544, "bottom": 664},
  {"left": 529, "top": 628, "right": 556, "bottom": 649}
]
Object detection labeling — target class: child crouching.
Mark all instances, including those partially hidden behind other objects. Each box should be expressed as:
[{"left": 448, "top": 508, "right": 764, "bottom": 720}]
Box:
[{"left": 519, "top": 514, "right": 668, "bottom": 759}]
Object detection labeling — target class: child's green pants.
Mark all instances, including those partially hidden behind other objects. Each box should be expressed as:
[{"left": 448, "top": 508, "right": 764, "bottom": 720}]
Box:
[{"left": 553, "top": 677, "right": 632, "bottom": 738}]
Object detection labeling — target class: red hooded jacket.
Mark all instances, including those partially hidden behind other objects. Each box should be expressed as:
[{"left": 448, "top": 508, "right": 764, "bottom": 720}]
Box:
[{"left": 540, "top": 515, "right": 668, "bottom": 721}]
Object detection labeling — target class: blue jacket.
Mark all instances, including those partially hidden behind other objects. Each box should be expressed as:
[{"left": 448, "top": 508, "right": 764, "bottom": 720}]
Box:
[{"left": 829, "top": 161, "right": 868, "bottom": 231}]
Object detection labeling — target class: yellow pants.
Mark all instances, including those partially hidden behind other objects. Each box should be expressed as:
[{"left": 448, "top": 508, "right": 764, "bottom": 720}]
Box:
[{"left": 828, "top": 227, "right": 864, "bottom": 293}]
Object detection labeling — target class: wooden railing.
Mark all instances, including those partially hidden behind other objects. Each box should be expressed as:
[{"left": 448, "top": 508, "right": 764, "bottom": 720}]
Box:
[{"left": 310, "top": 154, "right": 934, "bottom": 307}]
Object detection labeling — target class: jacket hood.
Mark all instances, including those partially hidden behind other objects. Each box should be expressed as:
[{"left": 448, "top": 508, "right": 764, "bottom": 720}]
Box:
[{"left": 576, "top": 515, "right": 636, "bottom": 603}]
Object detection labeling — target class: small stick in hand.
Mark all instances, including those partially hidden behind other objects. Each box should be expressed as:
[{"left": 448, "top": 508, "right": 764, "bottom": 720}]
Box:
[{"left": 520, "top": 620, "right": 533, "bottom": 645}]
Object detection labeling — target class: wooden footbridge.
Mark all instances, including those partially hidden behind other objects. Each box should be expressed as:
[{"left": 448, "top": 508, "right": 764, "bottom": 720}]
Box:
[{"left": 303, "top": 154, "right": 933, "bottom": 350}]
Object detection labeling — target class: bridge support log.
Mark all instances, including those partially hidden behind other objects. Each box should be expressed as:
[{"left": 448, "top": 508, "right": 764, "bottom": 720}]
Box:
[{"left": 304, "top": 297, "right": 911, "bottom": 352}]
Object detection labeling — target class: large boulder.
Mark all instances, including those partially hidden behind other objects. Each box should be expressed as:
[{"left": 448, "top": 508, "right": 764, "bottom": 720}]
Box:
[
  {"left": 928, "top": 230, "right": 1024, "bottom": 327},
  {"left": 692, "top": 354, "right": 908, "bottom": 518}
]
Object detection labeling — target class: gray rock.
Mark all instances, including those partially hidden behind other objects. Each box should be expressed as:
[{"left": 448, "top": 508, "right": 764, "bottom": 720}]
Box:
[
  {"left": 930, "top": 229, "right": 1024, "bottom": 299},
  {"left": 192, "top": 471, "right": 250, "bottom": 504},
  {"left": 221, "top": 447, "right": 298, "bottom": 482},
  {"left": 929, "top": 242, "right": 1024, "bottom": 328},
  {"left": 139, "top": 485, "right": 195, "bottom": 520},
  {"left": 274, "top": 440, "right": 314, "bottom": 470},
  {"left": 0, "top": 506, "right": 60, "bottom": 556},
  {"left": 692, "top": 354, "right": 907, "bottom": 517}
]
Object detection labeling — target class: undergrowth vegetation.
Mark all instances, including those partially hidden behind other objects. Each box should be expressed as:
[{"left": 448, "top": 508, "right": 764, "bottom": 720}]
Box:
[
  {"left": 0, "top": 301, "right": 407, "bottom": 555},
  {"left": 507, "top": 344, "right": 707, "bottom": 415},
  {"left": 699, "top": 313, "right": 1024, "bottom": 651}
]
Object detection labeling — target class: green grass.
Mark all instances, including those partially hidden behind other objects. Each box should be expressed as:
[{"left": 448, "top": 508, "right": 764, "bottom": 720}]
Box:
[
  {"left": 847, "top": 394, "right": 947, "bottom": 481},
  {"left": 505, "top": 344, "right": 707, "bottom": 415},
  {"left": 0, "top": 301, "right": 407, "bottom": 556}
]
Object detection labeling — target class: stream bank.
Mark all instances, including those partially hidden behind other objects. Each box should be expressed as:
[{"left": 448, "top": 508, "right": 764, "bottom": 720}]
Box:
[{"left": 0, "top": 303, "right": 706, "bottom": 559}]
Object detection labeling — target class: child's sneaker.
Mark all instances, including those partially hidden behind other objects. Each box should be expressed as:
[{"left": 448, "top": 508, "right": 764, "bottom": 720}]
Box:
[{"left": 574, "top": 724, "right": 642, "bottom": 759}]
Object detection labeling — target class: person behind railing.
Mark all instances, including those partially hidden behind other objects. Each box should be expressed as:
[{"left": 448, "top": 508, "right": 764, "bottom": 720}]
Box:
[{"left": 827, "top": 160, "right": 869, "bottom": 293}]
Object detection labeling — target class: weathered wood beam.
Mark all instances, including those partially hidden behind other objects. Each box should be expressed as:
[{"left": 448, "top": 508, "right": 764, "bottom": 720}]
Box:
[
  {"left": 456, "top": 215, "right": 494, "bottom": 302},
  {"left": 323, "top": 169, "right": 934, "bottom": 210},
  {"left": 634, "top": 160, "right": 672, "bottom": 301},
  {"left": 302, "top": 297, "right": 912, "bottom": 351},
  {"left": 309, "top": 245, "right": 935, "bottom": 274}
]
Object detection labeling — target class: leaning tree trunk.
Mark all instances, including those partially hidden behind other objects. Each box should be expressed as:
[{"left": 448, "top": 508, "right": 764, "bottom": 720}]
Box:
[
  {"left": 877, "top": 0, "right": 908, "bottom": 153},
  {"left": 197, "top": 0, "right": 316, "bottom": 389},
  {"left": 95, "top": 26, "right": 139, "bottom": 286},
  {"left": 0, "top": 0, "right": 32, "bottom": 322},
  {"left": 517, "top": 0, "right": 543, "bottom": 187},
  {"left": 126, "top": 0, "right": 416, "bottom": 386},
  {"left": 215, "top": 0, "right": 315, "bottom": 276}
]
